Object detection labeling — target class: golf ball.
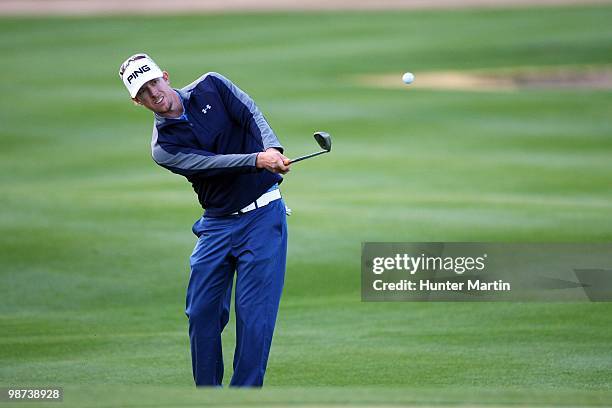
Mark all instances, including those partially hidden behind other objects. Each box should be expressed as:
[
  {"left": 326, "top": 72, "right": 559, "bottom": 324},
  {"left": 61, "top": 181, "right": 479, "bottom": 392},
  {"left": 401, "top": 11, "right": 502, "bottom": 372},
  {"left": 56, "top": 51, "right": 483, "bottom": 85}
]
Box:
[{"left": 402, "top": 72, "right": 415, "bottom": 84}]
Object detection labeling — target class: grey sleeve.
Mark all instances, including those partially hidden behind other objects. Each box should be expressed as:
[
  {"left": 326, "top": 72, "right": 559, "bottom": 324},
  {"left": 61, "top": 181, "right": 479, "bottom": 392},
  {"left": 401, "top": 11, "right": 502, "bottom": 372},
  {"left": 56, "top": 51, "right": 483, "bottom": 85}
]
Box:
[{"left": 151, "top": 126, "right": 259, "bottom": 177}]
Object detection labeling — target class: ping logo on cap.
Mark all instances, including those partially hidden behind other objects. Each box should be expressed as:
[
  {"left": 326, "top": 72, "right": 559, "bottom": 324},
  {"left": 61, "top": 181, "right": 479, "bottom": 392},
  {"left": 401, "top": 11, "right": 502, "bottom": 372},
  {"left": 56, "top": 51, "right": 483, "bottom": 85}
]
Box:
[
  {"left": 126, "top": 65, "right": 151, "bottom": 84},
  {"left": 119, "top": 53, "right": 164, "bottom": 98}
]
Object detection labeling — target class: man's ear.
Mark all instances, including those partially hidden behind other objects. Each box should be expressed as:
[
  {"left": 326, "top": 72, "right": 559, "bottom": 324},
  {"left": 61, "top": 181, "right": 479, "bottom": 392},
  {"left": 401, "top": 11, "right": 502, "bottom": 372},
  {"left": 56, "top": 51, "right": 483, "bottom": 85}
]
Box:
[
  {"left": 162, "top": 71, "right": 170, "bottom": 84},
  {"left": 131, "top": 97, "right": 142, "bottom": 106}
]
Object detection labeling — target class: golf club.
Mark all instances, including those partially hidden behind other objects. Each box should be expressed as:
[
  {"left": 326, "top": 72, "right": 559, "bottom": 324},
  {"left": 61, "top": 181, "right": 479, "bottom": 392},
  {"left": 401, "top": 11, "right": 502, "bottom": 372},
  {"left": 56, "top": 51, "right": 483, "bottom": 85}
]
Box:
[{"left": 289, "top": 131, "right": 332, "bottom": 164}]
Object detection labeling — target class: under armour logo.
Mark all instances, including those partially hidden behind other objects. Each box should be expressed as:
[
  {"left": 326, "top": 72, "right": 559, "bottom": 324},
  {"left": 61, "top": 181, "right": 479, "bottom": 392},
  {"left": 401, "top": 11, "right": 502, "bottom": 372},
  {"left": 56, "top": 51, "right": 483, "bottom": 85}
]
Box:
[{"left": 201, "top": 104, "right": 212, "bottom": 114}]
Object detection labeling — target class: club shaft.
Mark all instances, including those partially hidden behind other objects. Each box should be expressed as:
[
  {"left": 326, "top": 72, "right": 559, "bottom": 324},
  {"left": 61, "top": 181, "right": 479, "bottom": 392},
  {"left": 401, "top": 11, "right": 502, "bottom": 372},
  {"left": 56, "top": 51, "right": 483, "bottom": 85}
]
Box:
[{"left": 289, "top": 150, "right": 328, "bottom": 164}]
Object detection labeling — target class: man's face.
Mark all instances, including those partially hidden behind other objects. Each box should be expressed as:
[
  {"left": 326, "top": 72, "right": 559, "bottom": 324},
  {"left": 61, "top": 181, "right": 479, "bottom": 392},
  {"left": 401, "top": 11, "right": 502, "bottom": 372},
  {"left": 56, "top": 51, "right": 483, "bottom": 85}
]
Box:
[{"left": 133, "top": 71, "right": 177, "bottom": 115}]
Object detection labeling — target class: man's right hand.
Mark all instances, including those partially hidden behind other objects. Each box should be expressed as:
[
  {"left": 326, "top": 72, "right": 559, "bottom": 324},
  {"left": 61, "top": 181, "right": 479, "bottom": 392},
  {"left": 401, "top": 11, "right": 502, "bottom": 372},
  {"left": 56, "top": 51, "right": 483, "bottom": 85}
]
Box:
[{"left": 256, "top": 149, "right": 291, "bottom": 174}]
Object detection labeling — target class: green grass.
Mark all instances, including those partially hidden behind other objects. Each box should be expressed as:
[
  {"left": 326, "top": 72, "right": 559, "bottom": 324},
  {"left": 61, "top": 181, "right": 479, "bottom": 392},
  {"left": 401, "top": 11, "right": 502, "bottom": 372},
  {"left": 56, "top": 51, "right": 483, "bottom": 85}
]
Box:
[{"left": 1, "top": 4, "right": 612, "bottom": 407}]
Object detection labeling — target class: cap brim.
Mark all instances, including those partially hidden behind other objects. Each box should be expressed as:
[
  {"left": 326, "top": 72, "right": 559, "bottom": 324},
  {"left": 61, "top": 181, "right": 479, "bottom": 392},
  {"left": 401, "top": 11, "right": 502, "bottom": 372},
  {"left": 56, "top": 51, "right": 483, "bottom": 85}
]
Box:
[{"left": 128, "top": 71, "right": 164, "bottom": 98}]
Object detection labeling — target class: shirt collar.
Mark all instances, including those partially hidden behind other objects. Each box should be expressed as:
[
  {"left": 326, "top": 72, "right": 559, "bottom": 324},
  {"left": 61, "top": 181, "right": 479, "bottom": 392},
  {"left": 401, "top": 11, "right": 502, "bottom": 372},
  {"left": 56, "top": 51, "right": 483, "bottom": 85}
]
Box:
[{"left": 154, "top": 89, "right": 189, "bottom": 126}]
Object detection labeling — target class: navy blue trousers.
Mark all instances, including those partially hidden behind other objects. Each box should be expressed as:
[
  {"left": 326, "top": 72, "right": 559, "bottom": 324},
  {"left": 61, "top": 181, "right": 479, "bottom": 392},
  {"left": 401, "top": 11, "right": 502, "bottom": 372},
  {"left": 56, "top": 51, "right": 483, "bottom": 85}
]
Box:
[{"left": 186, "top": 198, "right": 287, "bottom": 387}]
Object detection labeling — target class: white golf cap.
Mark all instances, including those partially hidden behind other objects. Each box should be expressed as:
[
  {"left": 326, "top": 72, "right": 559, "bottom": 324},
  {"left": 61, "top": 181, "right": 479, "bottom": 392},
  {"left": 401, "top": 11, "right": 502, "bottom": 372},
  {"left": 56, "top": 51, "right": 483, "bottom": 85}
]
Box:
[{"left": 119, "top": 53, "right": 164, "bottom": 98}]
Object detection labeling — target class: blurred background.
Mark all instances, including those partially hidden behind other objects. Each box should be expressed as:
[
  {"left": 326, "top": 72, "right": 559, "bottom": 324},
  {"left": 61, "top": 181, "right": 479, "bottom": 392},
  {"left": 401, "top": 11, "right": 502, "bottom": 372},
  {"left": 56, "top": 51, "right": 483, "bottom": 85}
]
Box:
[{"left": 1, "top": 0, "right": 611, "bottom": 406}]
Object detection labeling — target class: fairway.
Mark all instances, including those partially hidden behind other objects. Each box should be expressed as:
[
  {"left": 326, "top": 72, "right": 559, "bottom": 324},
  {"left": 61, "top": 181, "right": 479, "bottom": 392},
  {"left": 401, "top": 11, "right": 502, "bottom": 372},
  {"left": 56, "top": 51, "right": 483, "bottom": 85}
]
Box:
[{"left": 1, "top": 3, "right": 612, "bottom": 407}]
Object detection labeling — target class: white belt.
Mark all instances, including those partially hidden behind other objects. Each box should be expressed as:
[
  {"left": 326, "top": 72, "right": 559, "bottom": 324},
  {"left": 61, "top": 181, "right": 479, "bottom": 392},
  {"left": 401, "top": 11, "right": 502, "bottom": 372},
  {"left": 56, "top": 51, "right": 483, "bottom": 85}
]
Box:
[{"left": 232, "top": 189, "right": 281, "bottom": 215}]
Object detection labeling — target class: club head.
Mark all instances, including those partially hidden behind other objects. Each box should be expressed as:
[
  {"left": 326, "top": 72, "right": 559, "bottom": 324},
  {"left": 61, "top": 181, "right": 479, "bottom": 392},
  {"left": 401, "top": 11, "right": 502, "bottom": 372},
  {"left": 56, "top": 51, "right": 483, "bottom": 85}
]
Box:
[{"left": 314, "top": 131, "right": 332, "bottom": 152}]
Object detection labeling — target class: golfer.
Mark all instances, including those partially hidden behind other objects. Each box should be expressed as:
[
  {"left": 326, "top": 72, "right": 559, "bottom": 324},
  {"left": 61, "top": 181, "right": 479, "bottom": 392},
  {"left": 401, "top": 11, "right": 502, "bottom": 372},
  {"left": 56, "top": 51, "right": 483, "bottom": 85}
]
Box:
[{"left": 119, "top": 53, "right": 289, "bottom": 387}]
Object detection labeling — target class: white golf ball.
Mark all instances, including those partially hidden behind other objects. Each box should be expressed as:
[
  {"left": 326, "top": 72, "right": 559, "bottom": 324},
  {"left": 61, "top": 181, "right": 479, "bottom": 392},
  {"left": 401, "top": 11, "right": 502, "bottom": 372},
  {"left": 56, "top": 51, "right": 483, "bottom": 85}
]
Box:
[{"left": 402, "top": 72, "right": 415, "bottom": 84}]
